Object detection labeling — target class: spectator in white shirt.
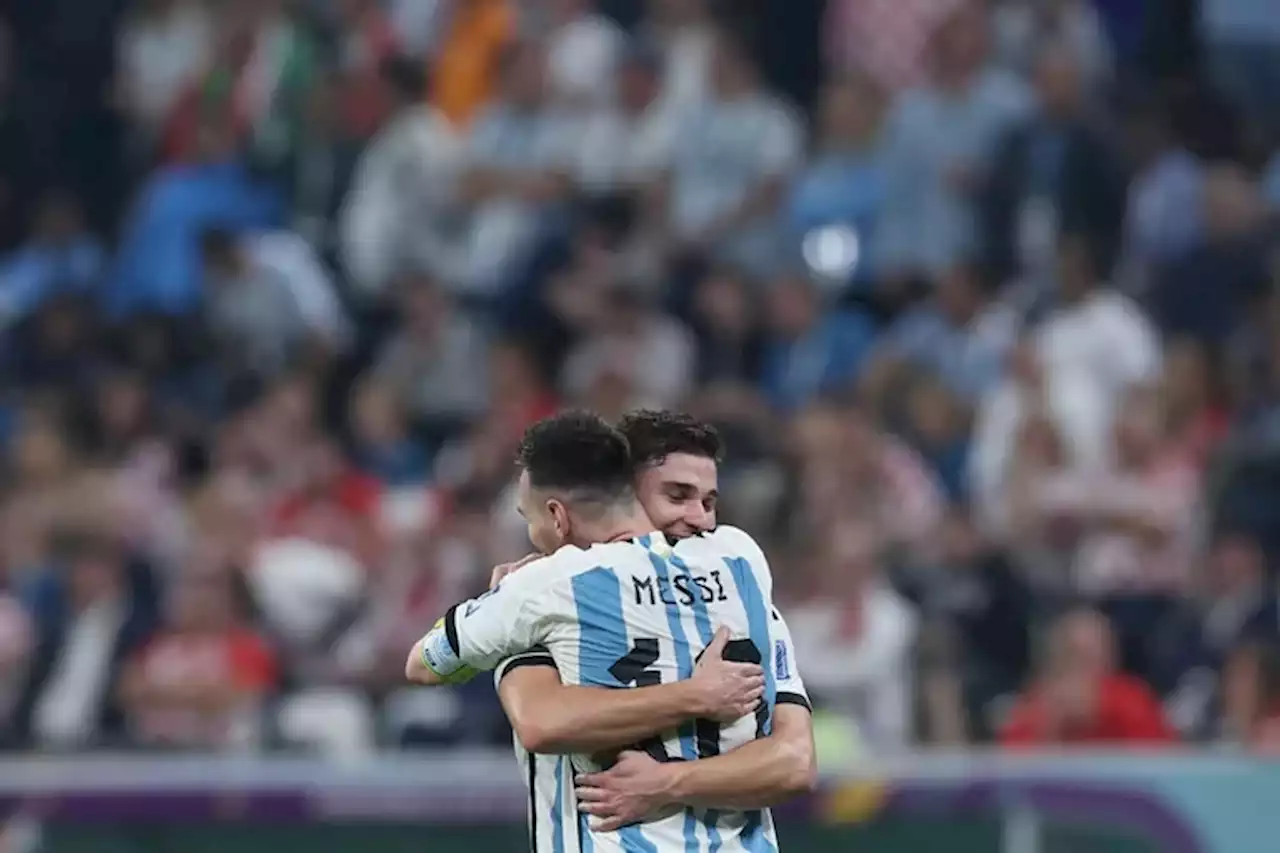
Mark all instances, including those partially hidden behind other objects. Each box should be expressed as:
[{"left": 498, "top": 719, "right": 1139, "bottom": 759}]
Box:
[
  {"left": 662, "top": 29, "right": 803, "bottom": 273},
  {"left": 1035, "top": 232, "right": 1162, "bottom": 402},
  {"left": 200, "top": 228, "right": 350, "bottom": 379},
  {"left": 456, "top": 41, "right": 578, "bottom": 296},
  {"left": 573, "top": 42, "right": 676, "bottom": 196},
  {"left": 789, "top": 520, "right": 919, "bottom": 755},
  {"left": 340, "top": 56, "right": 466, "bottom": 301},
  {"left": 877, "top": 2, "right": 1033, "bottom": 277},
  {"left": 971, "top": 337, "right": 1112, "bottom": 540}
]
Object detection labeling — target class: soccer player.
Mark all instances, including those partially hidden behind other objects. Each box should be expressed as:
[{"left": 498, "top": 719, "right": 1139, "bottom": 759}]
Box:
[
  {"left": 406, "top": 412, "right": 809, "bottom": 852},
  {"left": 495, "top": 411, "right": 815, "bottom": 831}
]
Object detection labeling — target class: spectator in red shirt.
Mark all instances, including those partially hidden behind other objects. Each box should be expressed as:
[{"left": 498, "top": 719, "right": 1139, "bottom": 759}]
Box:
[
  {"left": 119, "top": 567, "right": 277, "bottom": 750},
  {"left": 1001, "top": 607, "right": 1178, "bottom": 747}
]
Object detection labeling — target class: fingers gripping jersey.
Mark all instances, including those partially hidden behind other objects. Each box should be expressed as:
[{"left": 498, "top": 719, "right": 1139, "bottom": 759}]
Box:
[{"left": 429, "top": 526, "right": 808, "bottom": 853}]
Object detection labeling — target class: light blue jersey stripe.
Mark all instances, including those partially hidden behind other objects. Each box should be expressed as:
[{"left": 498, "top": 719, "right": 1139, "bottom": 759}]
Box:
[
  {"left": 724, "top": 557, "right": 776, "bottom": 729},
  {"left": 552, "top": 757, "right": 565, "bottom": 853},
  {"left": 572, "top": 567, "right": 628, "bottom": 687},
  {"left": 738, "top": 812, "right": 775, "bottom": 853},
  {"left": 573, "top": 566, "right": 633, "bottom": 853},
  {"left": 579, "top": 812, "right": 594, "bottom": 853},
  {"left": 725, "top": 557, "right": 778, "bottom": 853},
  {"left": 619, "top": 826, "right": 660, "bottom": 853},
  {"left": 571, "top": 563, "right": 666, "bottom": 853}
]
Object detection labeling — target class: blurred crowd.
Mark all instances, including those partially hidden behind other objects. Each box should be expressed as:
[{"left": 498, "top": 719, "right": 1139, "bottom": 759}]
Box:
[{"left": 0, "top": 0, "right": 1279, "bottom": 759}]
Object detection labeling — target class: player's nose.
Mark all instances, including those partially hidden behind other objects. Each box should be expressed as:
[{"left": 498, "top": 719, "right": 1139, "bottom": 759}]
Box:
[{"left": 685, "top": 505, "right": 714, "bottom": 532}]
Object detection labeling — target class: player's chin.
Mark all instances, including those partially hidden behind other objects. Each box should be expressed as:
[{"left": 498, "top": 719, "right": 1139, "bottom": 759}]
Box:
[{"left": 663, "top": 524, "right": 695, "bottom": 541}]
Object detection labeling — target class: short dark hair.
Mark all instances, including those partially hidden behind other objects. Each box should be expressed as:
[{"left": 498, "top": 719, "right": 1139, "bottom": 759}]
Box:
[
  {"left": 617, "top": 410, "right": 723, "bottom": 469},
  {"left": 516, "top": 411, "right": 635, "bottom": 506}
]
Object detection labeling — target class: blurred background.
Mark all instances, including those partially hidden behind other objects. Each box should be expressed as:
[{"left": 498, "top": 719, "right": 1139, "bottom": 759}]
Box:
[{"left": 0, "top": 0, "right": 1279, "bottom": 850}]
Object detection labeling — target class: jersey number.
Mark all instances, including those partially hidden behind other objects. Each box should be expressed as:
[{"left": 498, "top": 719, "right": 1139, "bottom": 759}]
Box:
[{"left": 610, "top": 637, "right": 766, "bottom": 763}]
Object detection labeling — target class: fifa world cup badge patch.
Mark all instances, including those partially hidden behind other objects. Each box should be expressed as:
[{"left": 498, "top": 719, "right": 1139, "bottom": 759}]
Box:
[{"left": 774, "top": 639, "right": 791, "bottom": 681}]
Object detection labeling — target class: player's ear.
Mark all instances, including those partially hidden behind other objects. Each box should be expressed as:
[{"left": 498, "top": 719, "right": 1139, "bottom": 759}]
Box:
[{"left": 546, "top": 498, "right": 570, "bottom": 540}]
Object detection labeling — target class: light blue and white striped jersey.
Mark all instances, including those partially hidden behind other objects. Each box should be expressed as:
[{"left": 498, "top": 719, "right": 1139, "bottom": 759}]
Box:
[{"left": 441, "top": 525, "right": 809, "bottom": 853}]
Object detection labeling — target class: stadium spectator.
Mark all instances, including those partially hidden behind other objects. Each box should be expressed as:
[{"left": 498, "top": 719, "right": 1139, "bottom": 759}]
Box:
[
  {"left": 1147, "top": 162, "right": 1272, "bottom": 348},
  {"left": 199, "top": 227, "right": 350, "bottom": 379},
  {"left": 118, "top": 565, "right": 275, "bottom": 750},
  {"left": 759, "top": 272, "right": 875, "bottom": 413},
  {"left": 0, "top": 191, "right": 105, "bottom": 329},
  {"left": 1000, "top": 607, "right": 1177, "bottom": 746},
  {"left": 1158, "top": 531, "right": 1275, "bottom": 740},
  {"left": 1199, "top": 0, "right": 1280, "bottom": 133},
  {"left": 661, "top": 28, "right": 803, "bottom": 274},
  {"left": 572, "top": 41, "right": 675, "bottom": 197},
  {"left": 991, "top": 0, "right": 1113, "bottom": 86},
  {"left": 330, "top": 0, "right": 403, "bottom": 138},
  {"left": 14, "top": 531, "right": 156, "bottom": 749},
  {"left": 457, "top": 40, "right": 576, "bottom": 295},
  {"left": 866, "top": 259, "right": 1018, "bottom": 406},
  {"left": 560, "top": 281, "right": 696, "bottom": 412},
  {"left": 340, "top": 55, "right": 465, "bottom": 300},
  {"left": 979, "top": 43, "right": 1127, "bottom": 289},
  {"left": 371, "top": 272, "right": 490, "bottom": 433},
  {"left": 877, "top": 1, "right": 1033, "bottom": 277},
  {"left": 824, "top": 0, "right": 960, "bottom": 94},
  {"left": 348, "top": 377, "right": 430, "bottom": 487},
  {"left": 786, "top": 73, "right": 891, "bottom": 287},
  {"left": 1115, "top": 92, "right": 1205, "bottom": 294},
  {"left": 788, "top": 520, "right": 919, "bottom": 754},
  {"left": 912, "top": 505, "right": 1034, "bottom": 743}
]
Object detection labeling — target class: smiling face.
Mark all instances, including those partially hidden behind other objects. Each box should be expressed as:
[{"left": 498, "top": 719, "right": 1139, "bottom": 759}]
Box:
[{"left": 634, "top": 452, "right": 719, "bottom": 539}]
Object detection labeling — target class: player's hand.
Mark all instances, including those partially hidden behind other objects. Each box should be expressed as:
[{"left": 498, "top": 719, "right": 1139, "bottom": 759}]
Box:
[
  {"left": 488, "top": 553, "right": 541, "bottom": 589},
  {"left": 576, "top": 750, "right": 673, "bottom": 832},
  {"left": 690, "top": 626, "right": 765, "bottom": 723}
]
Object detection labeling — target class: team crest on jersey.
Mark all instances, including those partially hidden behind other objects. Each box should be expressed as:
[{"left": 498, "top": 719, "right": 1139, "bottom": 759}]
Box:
[{"left": 775, "top": 639, "right": 790, "bottom": 681}]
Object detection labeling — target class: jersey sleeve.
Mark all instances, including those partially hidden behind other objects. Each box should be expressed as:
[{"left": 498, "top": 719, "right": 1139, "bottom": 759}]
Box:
[
  {"left": 493, "top": 644, "right": 558, "bottom": 688},
  {"left": 420, "top": 557, "right": 557, "bottom": 679},
  {"left": 714, "top": 525, "right": 775, "bottom": 599},
  {"left": 771, "top": 607, "right": 811, "bottom": 711}
]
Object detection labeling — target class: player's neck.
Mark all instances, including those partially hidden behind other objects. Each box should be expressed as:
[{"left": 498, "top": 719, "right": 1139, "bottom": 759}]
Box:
[{"left": 575, "top": 508, "right": 657, "bottom": 547}]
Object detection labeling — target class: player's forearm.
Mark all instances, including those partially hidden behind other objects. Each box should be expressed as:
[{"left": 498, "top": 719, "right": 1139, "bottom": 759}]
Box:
[
  {"left": 662, "top": 725, "right": 816, "bottom": 809},
  {"left": 405, "top": 638, "right": 446, "bottom": 685},
  {"left": 510, "top": 681, "right": 708, "bottom": 755}
]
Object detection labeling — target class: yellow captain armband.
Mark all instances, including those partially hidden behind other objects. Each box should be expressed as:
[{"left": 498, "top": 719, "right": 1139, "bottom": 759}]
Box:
[{"left": 421, "top": 616, "right": 480, "bottom": 685}]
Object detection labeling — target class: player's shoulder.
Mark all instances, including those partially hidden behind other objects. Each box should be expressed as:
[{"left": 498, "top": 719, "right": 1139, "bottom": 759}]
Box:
[
  {"left": 677, "top": 525, "right": 774, "bottom": 589},
  {"left": 500, "top": 540, "right": 644, "bottom": 594},
  {"left": 687, "top": 525, "right": 767, "bottom": 561}
]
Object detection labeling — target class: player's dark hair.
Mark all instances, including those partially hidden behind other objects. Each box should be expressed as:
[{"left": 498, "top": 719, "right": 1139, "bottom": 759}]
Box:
[
  {"left": 617, "top": 410, "right": 723, "bottom": 469},
  {"left": 516, "top": 411, "right": 635, "bottom": 508}
]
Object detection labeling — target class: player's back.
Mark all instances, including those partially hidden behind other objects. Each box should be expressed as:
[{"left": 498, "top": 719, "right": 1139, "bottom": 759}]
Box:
[{"left": 532, "top": 527, "right": 783, "bottom": 853}]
